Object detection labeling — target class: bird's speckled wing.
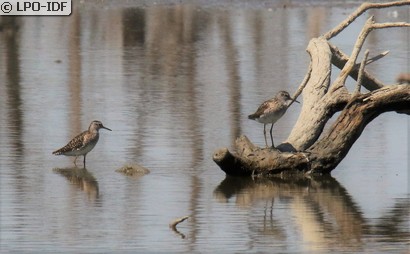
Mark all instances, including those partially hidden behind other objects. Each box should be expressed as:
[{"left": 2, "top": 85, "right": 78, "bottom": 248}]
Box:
[
  {"left": 248, "top": 98, "right": 275, "bottom": 119},
  {"left": 53, "top": 131, "right": 87, "bottom": 155}
]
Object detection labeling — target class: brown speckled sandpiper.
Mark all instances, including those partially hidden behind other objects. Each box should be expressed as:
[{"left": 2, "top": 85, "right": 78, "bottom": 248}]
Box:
[
  {"left": 248, "top": 91, "right": 298, "bottom": 148},
  {"left": 53, "top": 120, "right": 112, "bottom": 167}
]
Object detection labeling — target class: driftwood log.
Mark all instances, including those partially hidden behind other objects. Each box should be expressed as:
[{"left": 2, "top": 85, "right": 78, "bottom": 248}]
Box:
[{"left": 213, "top": 1, "right": 410, "bottom": 176}]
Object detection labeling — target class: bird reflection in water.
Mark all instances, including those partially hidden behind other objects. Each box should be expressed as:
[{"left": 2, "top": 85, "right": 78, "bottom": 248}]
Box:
[{"left": 53, "top": 167, "right": 99, "bottom": 202}]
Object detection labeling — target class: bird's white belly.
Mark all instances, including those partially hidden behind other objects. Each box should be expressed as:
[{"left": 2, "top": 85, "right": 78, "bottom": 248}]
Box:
[
  {"left": 256, "top": 110, "right": 286, "bottom": 124},
  {"left": 63, "top": 142, "right": 97, "bottom": 156}
]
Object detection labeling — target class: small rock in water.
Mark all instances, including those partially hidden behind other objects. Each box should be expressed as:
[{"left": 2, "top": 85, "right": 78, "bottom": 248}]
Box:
[{"left": 116, "top": 164, "right": 150, "bottom": 177}]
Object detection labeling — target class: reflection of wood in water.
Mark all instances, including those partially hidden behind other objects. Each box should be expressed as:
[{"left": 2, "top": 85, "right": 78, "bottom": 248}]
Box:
[
  {"left": 53, "top": 167, "right": 99, "bottom": 202},
  {"left": 214, "top": 175, "right": 365, "bottom": 251}
]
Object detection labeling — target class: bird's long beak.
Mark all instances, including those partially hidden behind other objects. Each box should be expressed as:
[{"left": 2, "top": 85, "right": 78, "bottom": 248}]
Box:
[
  {"left": 102, "top": 126, "right": 112, "bottom": 131},
  {"left": 288, "top": 98, "right": 300, "bottom": 104}
]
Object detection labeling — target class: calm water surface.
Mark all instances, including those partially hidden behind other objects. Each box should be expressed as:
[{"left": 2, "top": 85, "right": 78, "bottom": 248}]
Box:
[{"left": 0, "top": 1, "right": 409, "bottom": 253}]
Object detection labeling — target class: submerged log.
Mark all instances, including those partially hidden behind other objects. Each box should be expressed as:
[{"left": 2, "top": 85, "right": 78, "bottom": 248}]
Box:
[{"left": 213, "top": 1, "right": 410, "bottom": 176}]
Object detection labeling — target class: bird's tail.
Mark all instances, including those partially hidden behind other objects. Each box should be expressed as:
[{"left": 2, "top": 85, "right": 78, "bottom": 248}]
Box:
[
  {"left": 248, "top": 114, "right": 257, "bottom": 120},
  {"left": 52, "top": 149, "right": 63, "bottom": 155}
]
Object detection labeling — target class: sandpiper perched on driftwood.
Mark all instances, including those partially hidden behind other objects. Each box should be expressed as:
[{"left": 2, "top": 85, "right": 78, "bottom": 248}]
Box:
[
  {"left": 248, "top": 91, "right": 298, "bottom": 148},
  {"left": 53, "top": 120, "right": 112, "bottom": 167}
]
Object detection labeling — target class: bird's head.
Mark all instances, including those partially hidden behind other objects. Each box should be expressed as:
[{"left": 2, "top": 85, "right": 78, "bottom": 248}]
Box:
[
  {"left": 277, "top": 91, "right": 299, "bottom": 104},
  {"left": 89, "top": 120, "right": 112, "bottom": 132}
]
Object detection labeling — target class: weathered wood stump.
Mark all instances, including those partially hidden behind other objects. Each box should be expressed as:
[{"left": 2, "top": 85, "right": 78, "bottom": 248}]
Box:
[{"left": 213, "top": 1, "right": 410, "bottom": 176}]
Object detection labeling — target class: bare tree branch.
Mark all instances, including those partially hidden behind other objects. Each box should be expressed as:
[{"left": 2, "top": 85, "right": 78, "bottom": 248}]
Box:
[
  {"left": 355, "top": 50, "right": 369, "bottom": 94},
  {"left": 331, "top": 18, "right": 410, "bottom": 92},
  {"left": 359, "top": 50, "right": 389, "bottom": 66},
  {"left": 285, "top": 37, "right": 336, "bottom": 151},
  {"left": 329, "top": 43, "right": 386, "bottom": 90},
  {"left": 169, "top": 215, "right": 189, "bottom": 239},
  {"left": 324, "top": 0, "right": 410, "bottom": 40},
  {"left": 371, "top": 22, "right": 410, "bottom": 29},
  {"left": 169, "top": 216, "right": 189, "bottom": 230},
  {"left": 290, "top": 62, "right": 312, "bottom": 106},
  {"left": 331, "top": 16, "right": 375, "bottom": 91}
]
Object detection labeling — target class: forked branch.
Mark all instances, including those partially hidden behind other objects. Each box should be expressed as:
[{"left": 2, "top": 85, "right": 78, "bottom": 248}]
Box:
[
  {"left": 324, "top": 0, "right": 410, "bottom": 40},
  {"left": 354, "top": 50, "right": 370, "bottom": 94},
  {"left": 331, "top": 17, "right": 410, "bottom": 92}
]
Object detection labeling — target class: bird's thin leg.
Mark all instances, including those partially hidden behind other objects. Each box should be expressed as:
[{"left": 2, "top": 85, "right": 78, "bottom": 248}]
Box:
[
  {"left": 83, "top": 154, "right": 86, "bottom": 168},
  {"left": 74, "top": 156, "right": 78, "bottom": 167},
  {"left": 270, "top": 123, "right": 275, "bottom": 148},
  {"left": 263, "top": 124, "right": 268, "bottom": 148}
]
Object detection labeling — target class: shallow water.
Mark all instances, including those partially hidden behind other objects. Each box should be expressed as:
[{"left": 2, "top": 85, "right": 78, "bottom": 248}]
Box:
[{"left": 0, "top": 1, "right": 409, "bottom": 253}]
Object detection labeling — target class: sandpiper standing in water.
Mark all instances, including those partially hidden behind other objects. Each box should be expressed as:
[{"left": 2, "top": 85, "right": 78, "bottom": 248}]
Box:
[
  {"left": 53, "top": 120, "right": 112, "bottom": 167},
  {"left": 248, "top": 91, "right": 298, "bottom": 148}
]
